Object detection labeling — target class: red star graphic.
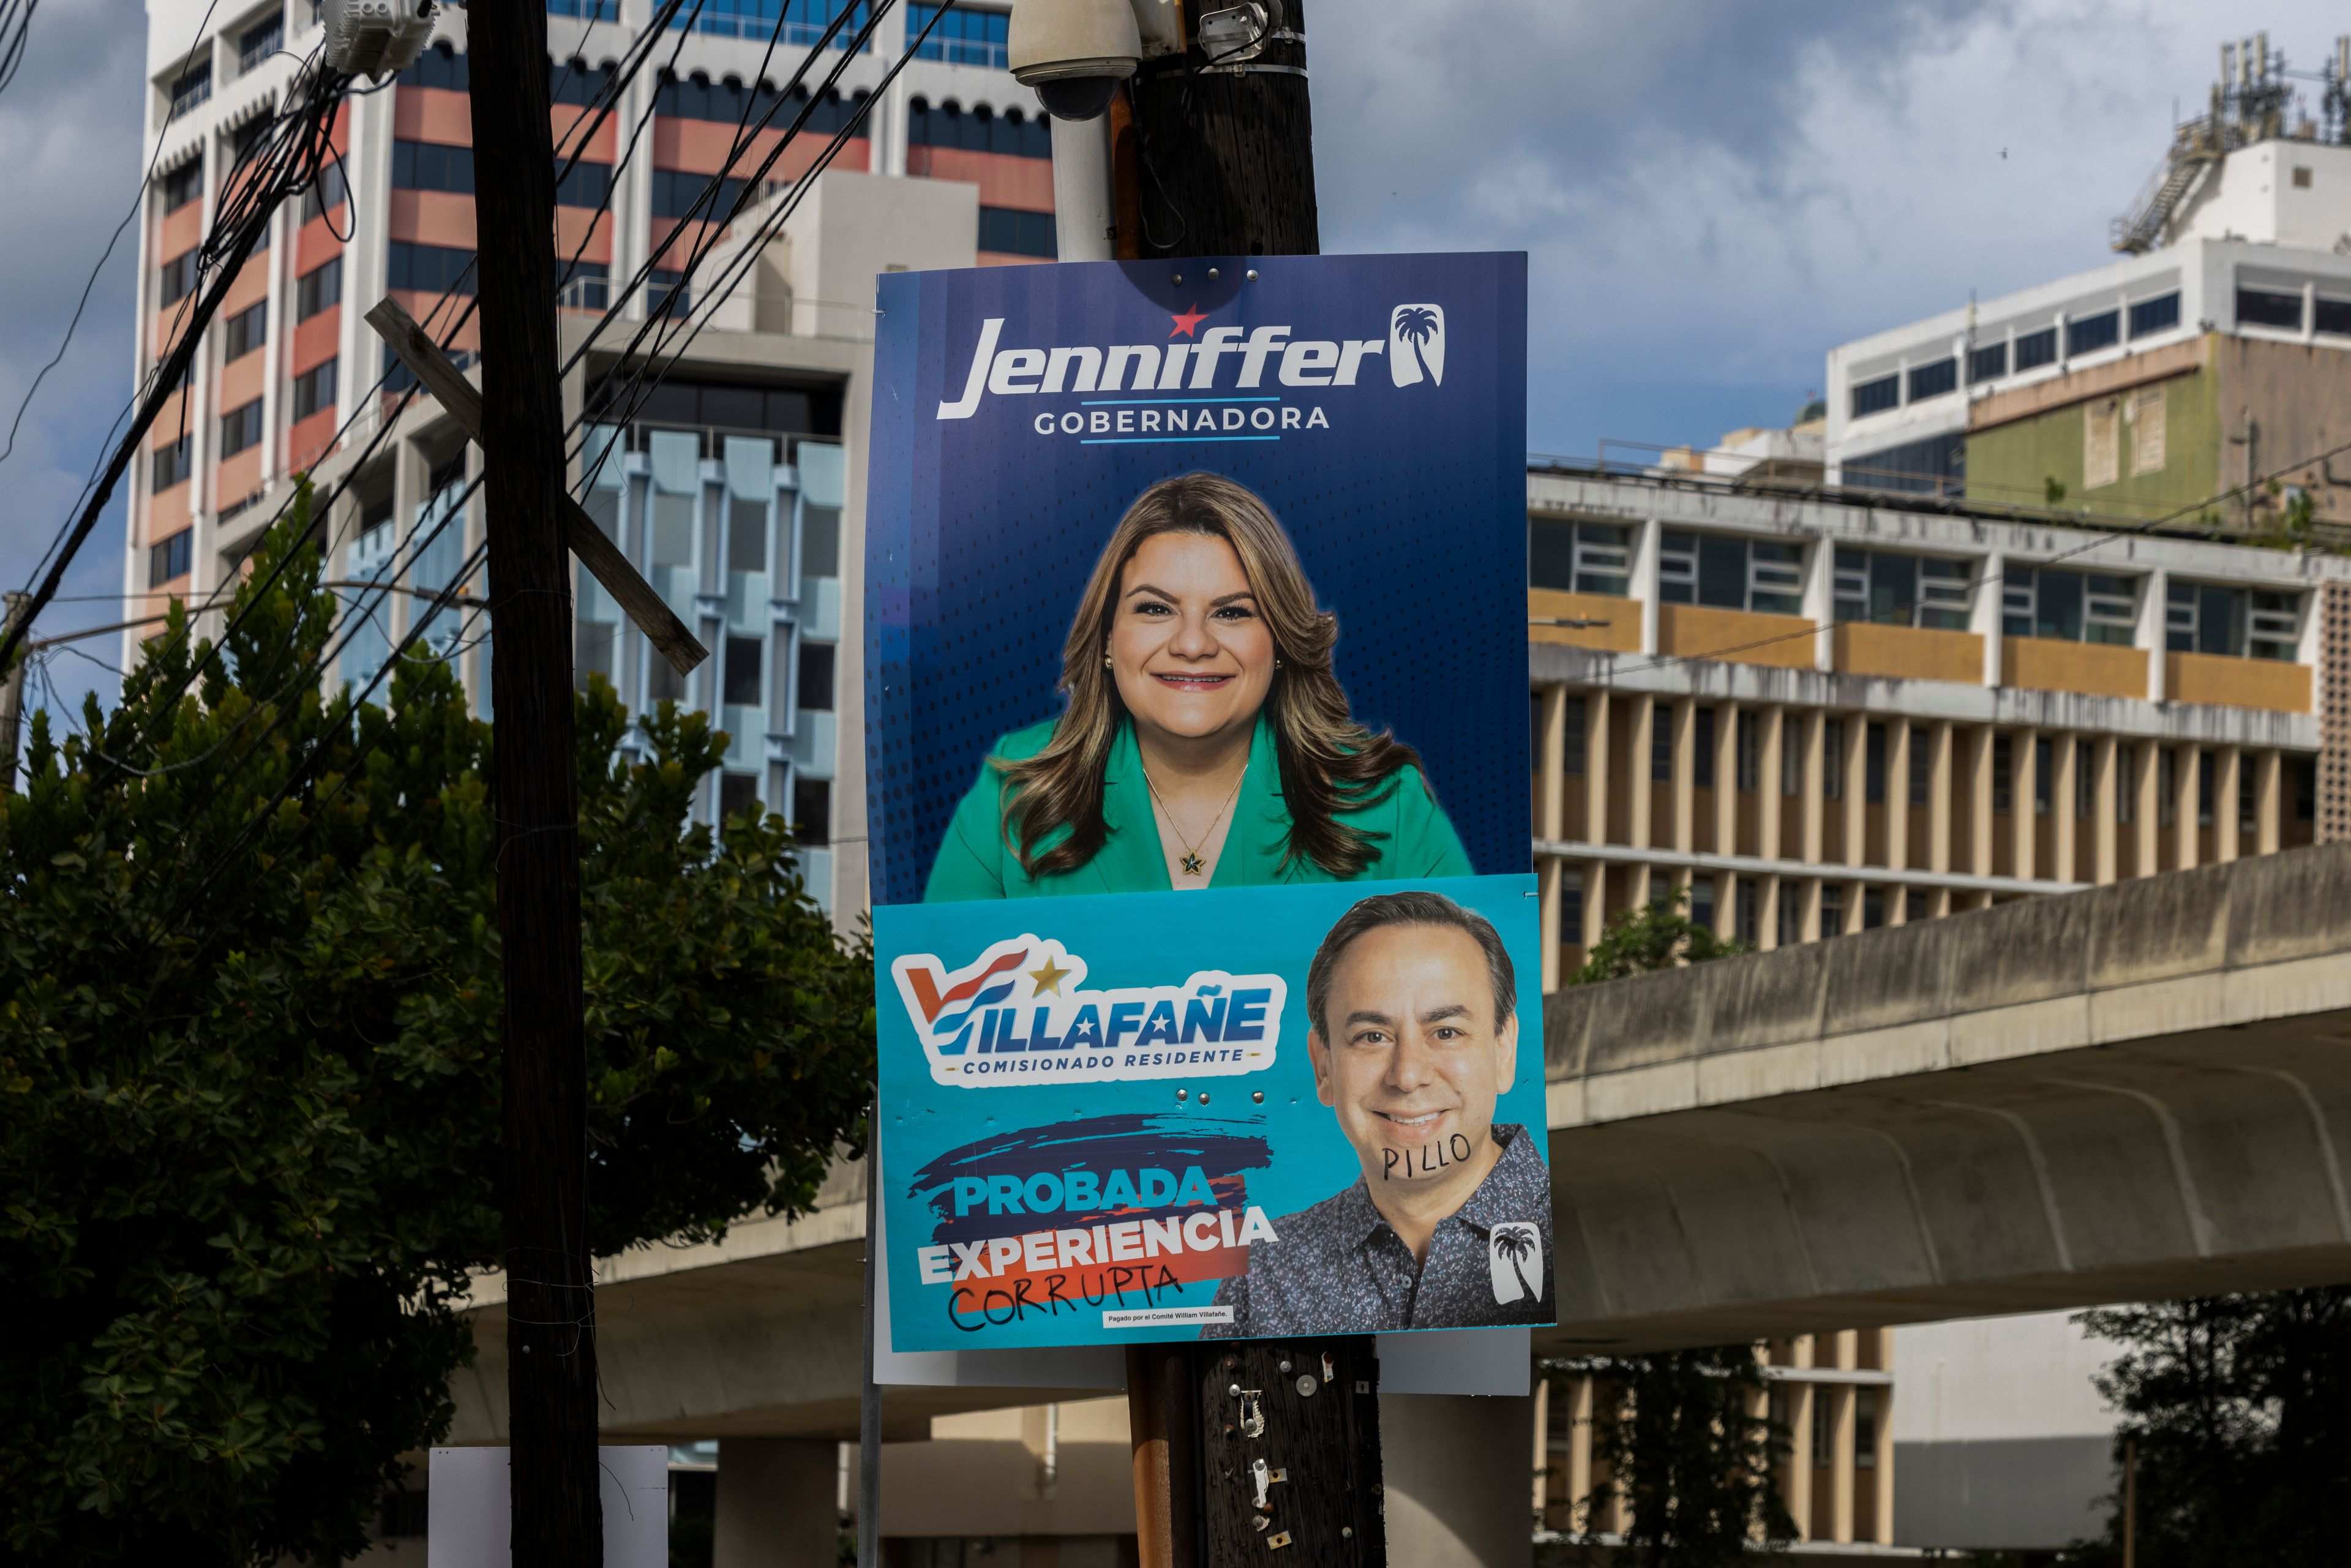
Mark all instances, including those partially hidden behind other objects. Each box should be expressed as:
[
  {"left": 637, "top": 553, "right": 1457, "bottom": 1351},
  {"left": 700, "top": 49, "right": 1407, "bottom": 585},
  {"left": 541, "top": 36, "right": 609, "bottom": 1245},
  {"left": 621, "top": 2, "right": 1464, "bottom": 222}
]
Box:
[{"left": 1168, "top": 303, "right": 1209, "bottom": 339}]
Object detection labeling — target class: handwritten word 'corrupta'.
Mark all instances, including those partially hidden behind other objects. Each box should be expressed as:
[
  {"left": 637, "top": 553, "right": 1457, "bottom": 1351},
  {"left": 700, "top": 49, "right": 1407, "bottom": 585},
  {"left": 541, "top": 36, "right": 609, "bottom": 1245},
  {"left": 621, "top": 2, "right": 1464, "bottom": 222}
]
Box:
[{"left": 892, "top": 935, "right": 1284, "bottom": 1087}]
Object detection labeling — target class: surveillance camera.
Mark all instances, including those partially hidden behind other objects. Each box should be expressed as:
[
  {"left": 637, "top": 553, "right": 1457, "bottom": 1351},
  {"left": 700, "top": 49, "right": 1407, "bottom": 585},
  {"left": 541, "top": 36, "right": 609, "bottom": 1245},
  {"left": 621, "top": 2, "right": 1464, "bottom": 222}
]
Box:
[{"left": 1008, "top": 0, "right": 1140, "bottom": 122}]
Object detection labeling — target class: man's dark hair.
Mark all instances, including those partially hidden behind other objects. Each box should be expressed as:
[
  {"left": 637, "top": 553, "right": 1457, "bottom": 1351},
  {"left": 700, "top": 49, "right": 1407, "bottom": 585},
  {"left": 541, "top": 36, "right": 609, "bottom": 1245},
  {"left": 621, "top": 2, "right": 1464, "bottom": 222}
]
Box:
[{"left": 1305, "top": 890, "right": 1517, "bottom": 1037}]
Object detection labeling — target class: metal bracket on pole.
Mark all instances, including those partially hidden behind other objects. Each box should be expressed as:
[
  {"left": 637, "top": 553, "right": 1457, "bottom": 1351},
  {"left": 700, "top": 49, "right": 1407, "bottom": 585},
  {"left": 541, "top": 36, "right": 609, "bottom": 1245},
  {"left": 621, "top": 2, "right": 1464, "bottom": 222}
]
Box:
[{"left": 364, "top": 297, "right": 710, "bottom": 677}]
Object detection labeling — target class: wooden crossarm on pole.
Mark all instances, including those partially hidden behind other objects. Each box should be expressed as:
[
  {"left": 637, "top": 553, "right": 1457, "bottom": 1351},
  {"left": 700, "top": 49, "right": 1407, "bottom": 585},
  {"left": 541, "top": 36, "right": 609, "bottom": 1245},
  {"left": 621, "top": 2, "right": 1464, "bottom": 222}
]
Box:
[{"left": 363, "top": 296, "right": 710, "bottom": 677}]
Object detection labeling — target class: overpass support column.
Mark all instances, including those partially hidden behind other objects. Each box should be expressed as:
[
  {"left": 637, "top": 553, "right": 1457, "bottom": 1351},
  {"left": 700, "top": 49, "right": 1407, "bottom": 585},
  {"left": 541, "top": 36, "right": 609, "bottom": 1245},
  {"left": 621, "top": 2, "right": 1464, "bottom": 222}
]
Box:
[
  {"left": 715, "top": 1438, "right": 841, "bottom": 1568},
  {"left": 1382, "top": 1393, "right": 1536, "bottom": 1568},
  {"left": 2094, "top": 735, "right": 2119, "bottom": 883},
  {"left": 2052, "top": 733, "right": 2079, "bottom": 882},
  {"left": 2216, "top": 745, "right": 2243, "bottom": 862}
]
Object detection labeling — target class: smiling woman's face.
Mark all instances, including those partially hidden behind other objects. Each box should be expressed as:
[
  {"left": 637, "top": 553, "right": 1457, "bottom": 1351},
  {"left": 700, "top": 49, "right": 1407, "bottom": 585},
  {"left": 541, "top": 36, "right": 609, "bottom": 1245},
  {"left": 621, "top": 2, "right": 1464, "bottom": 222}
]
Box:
[{"left": 1108, "top": 530, "right": 1275, "bottom": 747}]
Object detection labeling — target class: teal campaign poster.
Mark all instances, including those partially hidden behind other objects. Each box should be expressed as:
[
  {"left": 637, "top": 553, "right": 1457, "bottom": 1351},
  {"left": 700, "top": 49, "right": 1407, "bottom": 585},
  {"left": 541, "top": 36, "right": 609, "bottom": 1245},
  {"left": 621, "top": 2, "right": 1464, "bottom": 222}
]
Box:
[{"left": 863, "top": 252, "right": 1547, "bottom": 1349}]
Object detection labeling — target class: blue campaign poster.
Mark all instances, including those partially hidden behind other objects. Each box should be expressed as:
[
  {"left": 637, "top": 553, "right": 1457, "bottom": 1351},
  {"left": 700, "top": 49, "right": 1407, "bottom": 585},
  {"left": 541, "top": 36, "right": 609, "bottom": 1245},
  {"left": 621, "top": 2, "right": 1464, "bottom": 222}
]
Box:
[{"left": 862, "top": 252, "right": 1545, "bottom": 1349}]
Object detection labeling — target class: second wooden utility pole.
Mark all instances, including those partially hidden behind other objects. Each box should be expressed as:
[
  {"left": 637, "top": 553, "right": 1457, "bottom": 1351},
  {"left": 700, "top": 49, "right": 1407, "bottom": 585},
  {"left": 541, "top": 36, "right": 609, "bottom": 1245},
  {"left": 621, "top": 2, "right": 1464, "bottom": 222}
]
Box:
[
  {"left": 468, "top": 0, "right": 603, "bottom": 1561},
  {"left": 1110, "top": 4, "right": 1384, "bottom": 1563}
]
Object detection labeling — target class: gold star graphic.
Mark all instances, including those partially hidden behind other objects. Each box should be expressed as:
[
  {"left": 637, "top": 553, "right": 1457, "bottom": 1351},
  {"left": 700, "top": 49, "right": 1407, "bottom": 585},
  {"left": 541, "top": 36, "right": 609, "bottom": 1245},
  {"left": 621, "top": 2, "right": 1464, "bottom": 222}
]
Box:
[{"left": 1027, "top": 956, "right": 1071, "bottom": 996}]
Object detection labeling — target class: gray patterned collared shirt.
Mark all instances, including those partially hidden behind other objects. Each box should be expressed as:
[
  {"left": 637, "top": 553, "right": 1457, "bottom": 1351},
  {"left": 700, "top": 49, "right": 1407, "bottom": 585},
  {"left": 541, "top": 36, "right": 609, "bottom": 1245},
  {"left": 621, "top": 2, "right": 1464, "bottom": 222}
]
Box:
[{"left": 1204, "top": 1123, "right": 1554, "bottom": 1338}]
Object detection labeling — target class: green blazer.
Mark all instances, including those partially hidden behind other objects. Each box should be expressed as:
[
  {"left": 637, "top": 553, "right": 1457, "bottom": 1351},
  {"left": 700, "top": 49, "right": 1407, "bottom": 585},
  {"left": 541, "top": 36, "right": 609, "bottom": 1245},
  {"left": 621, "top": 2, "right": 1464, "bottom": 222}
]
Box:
[{"left": 923, "top": 714, "right": 1473, "bottom": 901}]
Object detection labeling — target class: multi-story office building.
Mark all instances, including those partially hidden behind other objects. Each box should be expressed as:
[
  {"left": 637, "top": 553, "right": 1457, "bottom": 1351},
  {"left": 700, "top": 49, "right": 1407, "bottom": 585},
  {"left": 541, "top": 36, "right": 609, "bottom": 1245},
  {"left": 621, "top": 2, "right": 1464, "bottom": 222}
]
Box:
[
  {"left": 1822, "top": 37, "right": 2351, "bottom": 533},
  {"left": 1526, "top": 463, "right": 2348, "bottom": 987},
  {"left": 130, "top": 0, "right": 1056, "bottom": 913}
]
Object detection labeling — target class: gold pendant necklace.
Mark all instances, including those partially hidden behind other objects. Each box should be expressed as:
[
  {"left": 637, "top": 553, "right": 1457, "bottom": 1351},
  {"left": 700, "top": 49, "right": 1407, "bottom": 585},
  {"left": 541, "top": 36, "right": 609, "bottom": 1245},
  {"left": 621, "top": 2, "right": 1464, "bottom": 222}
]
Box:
[{"left": 1142, "top": 760, "right": 1247, "bottom": 881}]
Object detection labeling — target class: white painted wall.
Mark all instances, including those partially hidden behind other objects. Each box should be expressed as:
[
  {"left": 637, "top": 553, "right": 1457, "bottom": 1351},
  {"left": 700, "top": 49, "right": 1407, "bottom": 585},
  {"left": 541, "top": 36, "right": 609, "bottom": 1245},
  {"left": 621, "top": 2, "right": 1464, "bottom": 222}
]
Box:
[{"left": 1892, "top": 1309, "right": 2118, "bottom": 1444}]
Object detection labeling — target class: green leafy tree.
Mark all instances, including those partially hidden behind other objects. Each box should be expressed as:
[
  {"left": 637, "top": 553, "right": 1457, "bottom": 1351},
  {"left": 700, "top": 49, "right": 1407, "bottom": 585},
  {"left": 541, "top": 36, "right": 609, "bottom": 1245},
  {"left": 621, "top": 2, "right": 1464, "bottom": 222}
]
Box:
[
  {"left": 0, "top": 491, "right": 874, "bottom": 1564},
  {"left": 1547, "top": 893, "right": 1783, "bottom": 1561},
  {"left": 1567, "top": 887, "right": 1746, "bottom": 986},
  {"left": 2063, "top": 1288, "right": 2351, "bottom": 1567},
  {"left": 1539, "top": 1350, "right": 1794, "bottom": 1566}
]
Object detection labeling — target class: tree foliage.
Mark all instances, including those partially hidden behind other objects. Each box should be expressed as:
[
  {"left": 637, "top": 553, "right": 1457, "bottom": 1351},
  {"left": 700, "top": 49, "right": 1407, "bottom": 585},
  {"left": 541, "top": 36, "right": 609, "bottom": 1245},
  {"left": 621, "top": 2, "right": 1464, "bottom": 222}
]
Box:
[
  {"left": 1540, "top": 1350, "right": 1794, "bottom": 1566},
  {"left": 1567, "top": 887, "right": 1747, "bottom": 988},
  {"left": 0, "top": 494, "right": 874, "bottom": 1564},
  {"left": 2064, "top": 1288, "right": 2351, "bottom": 1567}
]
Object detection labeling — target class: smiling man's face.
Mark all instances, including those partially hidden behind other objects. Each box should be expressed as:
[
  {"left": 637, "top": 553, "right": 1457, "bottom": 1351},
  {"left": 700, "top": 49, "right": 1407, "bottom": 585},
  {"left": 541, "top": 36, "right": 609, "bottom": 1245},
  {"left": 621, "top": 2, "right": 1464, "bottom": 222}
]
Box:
[{"left": 1307, "top": 923, "right": 1518, "bottom": 1192}]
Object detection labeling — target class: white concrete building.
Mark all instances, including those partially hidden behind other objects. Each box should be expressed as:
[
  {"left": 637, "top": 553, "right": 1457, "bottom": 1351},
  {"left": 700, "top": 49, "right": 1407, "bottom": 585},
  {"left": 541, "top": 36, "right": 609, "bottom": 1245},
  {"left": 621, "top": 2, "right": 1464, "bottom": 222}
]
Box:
[{"left": 1823, "top": 39, "right": 2351, "bottom": 516}]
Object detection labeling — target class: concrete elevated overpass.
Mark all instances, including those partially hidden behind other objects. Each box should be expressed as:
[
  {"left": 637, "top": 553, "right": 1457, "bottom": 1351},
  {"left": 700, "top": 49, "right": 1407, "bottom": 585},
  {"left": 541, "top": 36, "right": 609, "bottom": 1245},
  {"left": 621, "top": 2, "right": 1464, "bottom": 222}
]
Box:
[
  {"left": 447, "top": 845, "right": 2351, "bottom": 1439},
  {"left": 1541, "top": 841, "right": 2351, "bottom": 1351}
]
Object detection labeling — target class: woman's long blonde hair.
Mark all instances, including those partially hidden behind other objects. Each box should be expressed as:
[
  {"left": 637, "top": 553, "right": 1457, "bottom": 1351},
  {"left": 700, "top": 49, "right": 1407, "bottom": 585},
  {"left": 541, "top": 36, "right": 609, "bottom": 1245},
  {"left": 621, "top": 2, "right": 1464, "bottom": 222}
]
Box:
[{"left": 997, "top": 472, "right": 1427, "bottom": 880}]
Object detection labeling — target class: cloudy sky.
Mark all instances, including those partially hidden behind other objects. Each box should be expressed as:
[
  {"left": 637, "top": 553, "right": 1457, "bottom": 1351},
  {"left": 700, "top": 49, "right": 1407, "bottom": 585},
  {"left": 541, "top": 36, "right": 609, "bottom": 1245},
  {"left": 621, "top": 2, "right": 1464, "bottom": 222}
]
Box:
[{"left": 0, "top": 0, "right": 2339, "bottom": 716}]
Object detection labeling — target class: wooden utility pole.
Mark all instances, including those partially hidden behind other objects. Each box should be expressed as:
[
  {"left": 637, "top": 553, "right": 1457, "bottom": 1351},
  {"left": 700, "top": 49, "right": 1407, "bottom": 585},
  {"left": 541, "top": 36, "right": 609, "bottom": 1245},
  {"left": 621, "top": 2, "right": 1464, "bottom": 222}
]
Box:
[
  {"left": 1109, "top": 4, "right": 1382, "bottom": 1562},
  {"left": 1125, "top": 0, "right": 1317, "bottom": 258},
  {"left": 468, "top": 0, "right": 602, "bottom": 1559},
  {"left": 0, "top": 593, "right": 27, "bottom": 789}
]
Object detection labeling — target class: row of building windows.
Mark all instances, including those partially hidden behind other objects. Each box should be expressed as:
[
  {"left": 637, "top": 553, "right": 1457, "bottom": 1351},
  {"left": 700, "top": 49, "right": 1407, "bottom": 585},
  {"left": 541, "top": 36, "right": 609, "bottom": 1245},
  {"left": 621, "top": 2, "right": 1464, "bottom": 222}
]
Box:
[
  {"left": 223, "top": 300, "right": 266, "bottom": 360},
  {"left": 1531, "top": 523, "right": 2304, "bottom": 657},
  {"left": 391, "top": 138, "right": 613, "bottom": 209},
  {"left": 237, "top": 13, "right": 282, "bottom": 72},
  {"left": 2237, "top": 286, "right": 2351, "bottom": 337},
  {"left": 152, "top": 435, "right": 192, "bottom": 493},
  {"left": 907, "top": 94, "right": 1050, "bottom": 157},
  {"left": 387, "top": 242, "right": 476, "bottom": 296},
  {"left": 719, "top": 635, "right": 836, "bottom": 710},
  {"left": 219, "top": 396, "right": 263, "bottom": 457},
  {"left": 652, "top": 69, "right": 869, "bottom": 133},
  {"left": 149, "top": 526, "right": 193, "bottom": 586},
  {"left": 162, "top": 157, "right": 203, "bottom": 214},
  {"left": 1851, "top": 291, "right": 2184, "bottom": 417},
  {"left": 667, "top": 0, "right": 872, "bottom": 48},
  {"left": 909, "top": 3, "right": 1008, "bottom": 68},
  {"left": 1659, "top": 530, "right": 1804, "bottom": 617},
  {"left": 653, "top": 168, "right": 749, "bottom": 221},
  {"left": 978, "top": 205, "right": 1055, "bottom": 258},
  {"left": 292, "top": 359, "right": 337, "bottom": 421},
  {"left": 298, "top": 255, "right": 341, "bottom": 318}
]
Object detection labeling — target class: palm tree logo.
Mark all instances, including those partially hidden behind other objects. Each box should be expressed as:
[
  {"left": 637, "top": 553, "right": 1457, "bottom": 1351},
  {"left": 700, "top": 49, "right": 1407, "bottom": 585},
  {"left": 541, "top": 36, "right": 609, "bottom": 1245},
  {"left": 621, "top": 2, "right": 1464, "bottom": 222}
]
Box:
[
  {"left": 1388, "top": 303, "right": 1446, "bottom": 388},
  {"left": 1489, "top": 1221, "right": 1542, "bottom": 1305}
]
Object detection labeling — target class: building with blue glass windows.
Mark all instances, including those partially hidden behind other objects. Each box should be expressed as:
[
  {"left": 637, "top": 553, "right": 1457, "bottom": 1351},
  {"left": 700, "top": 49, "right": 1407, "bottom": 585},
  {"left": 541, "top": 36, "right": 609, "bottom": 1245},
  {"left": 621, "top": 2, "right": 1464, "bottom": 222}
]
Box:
[{"left": 128, "top": 0, "right": 1053, "bottom": 919}]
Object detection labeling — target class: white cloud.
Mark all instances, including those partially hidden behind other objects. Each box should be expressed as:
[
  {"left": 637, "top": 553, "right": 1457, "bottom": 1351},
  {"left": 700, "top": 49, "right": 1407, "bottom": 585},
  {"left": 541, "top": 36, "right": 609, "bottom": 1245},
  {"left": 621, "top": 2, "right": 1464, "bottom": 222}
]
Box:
[
  {"left": 1314, "top": 0, "right": 2351, "bottom": 451},
  {"left": 0, "top": 0, "right": 152, "bottom": 719}
]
